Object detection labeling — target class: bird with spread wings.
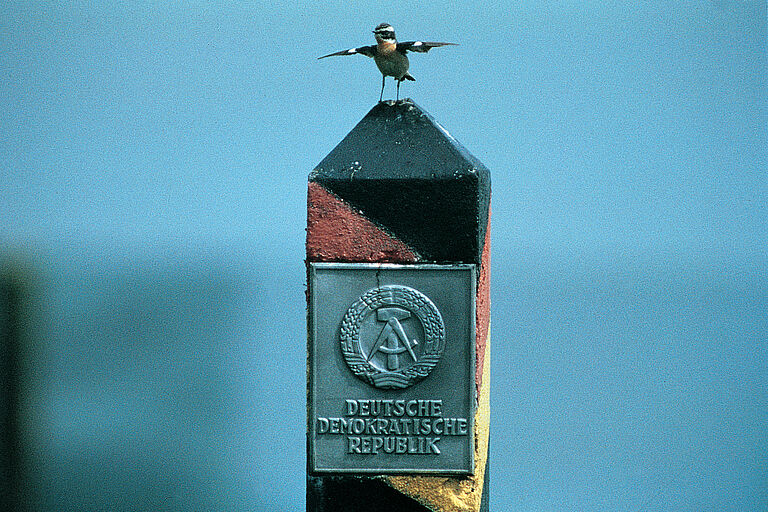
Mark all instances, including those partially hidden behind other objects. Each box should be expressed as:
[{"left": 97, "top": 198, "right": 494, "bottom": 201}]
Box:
[{"left": 319, "top": 23, "right": 457, "bottom": 101}]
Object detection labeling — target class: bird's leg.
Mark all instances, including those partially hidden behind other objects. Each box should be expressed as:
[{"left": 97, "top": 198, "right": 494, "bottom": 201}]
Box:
[
  {"left": 396, "top": 79, "right": 401, "bottom": 101},
  {"left": 380, "top": 75, "right": 385, "bottom": 102}
]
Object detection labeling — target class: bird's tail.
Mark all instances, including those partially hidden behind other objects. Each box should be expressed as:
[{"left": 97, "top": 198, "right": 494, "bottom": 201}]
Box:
[{"left": 403, "top": 73, "right": 415, "bottom": 81}]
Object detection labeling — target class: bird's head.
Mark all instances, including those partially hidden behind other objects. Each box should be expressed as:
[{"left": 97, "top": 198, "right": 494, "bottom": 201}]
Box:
[{"left": 373, "top": 23, "right": 396, "bottom": 43}]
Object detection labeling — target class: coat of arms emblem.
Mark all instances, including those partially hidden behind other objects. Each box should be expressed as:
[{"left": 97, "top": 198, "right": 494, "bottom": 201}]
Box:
[{"left": 339, "top": 284, "right": 445, "bottom": 389}]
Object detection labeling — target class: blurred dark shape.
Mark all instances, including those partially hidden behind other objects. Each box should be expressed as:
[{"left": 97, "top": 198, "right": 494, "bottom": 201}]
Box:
[{"left": 1, "top": 265, "right": 30, "bottom": 512}]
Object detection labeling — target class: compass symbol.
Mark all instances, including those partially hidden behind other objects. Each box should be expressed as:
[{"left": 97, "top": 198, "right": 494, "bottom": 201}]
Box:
[
  {"left": 368, "top": 307, "right": 419, "bottom": 370},
  {"left": 339, "top": 284, "right": 445, "bottom": 389}
]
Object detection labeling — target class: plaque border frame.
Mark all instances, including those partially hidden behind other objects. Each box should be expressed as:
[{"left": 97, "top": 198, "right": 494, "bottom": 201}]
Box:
[{"left": 308, "top": 262, "right": 477, "bottom": 475}]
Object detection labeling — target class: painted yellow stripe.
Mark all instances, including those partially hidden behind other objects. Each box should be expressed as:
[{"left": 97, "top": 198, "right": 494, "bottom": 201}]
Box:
[{"left": 384, "top": 326, "right": 491, "bottom": 511}]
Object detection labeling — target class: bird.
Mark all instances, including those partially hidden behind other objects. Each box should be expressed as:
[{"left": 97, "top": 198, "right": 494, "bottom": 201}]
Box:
[{"left": 318, "top": 23, "right": 457, "bottom": 102}]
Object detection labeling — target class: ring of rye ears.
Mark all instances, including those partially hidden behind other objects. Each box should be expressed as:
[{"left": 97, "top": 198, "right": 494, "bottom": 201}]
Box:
[{"left": 340, "top": 284, "right": 445, "bottom": 390}]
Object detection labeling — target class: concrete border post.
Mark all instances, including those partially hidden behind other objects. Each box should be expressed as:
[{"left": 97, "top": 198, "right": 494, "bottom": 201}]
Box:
[{"left": 307, "top": 100, "right": 491, "bottom": 512}]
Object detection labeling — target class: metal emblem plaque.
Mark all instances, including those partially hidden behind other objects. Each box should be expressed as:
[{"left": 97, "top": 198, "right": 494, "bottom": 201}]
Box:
[{"left": 309, "top": 263, "right": 476, "bottom": 474}]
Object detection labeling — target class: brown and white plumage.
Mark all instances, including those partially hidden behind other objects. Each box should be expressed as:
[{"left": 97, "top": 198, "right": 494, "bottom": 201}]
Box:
[{"left": 318, "top": 23, "right": 457, "bottom": 101}]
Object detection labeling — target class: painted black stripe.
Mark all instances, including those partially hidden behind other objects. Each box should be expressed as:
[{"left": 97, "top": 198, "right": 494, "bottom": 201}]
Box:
[{"left": 308, "top": 476, "right": 431, "bottom": 512}]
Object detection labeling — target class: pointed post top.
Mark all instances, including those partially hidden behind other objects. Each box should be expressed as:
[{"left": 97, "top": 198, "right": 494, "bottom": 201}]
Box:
[
  {"left": 309, "top": 100, "right": 491, "bottom": 264},
  {"left": 310, "top": 99, "right": 490, "bottom": 182}
]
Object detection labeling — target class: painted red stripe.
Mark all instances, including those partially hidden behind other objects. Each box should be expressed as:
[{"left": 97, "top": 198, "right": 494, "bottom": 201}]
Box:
[{"left": 306, "top": 182, "right": 419, "bottom": 263}]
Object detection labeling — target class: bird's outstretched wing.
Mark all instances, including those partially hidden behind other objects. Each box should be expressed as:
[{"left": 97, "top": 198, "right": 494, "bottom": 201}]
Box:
[
  {"left": 396, "top": 41, "right": 457, "bottom": 54},
  {"left": 318, "top": 45, "right": 377, "bottom": 59}
]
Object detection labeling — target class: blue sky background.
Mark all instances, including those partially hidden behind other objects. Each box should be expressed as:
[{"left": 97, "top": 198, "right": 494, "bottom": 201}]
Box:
[{"left": 1, "top": 1, "right": 766, "bottom": 510}]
